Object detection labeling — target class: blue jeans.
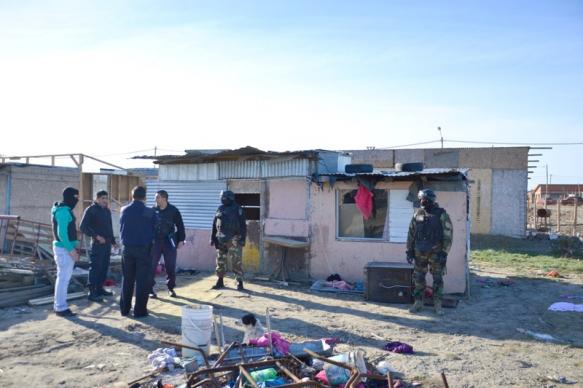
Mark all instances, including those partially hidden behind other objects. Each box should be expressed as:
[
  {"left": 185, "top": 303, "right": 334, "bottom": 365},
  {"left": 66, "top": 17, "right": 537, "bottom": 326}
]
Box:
[{"left": 53, "top": 246, "right": 75, "bottom": 312}]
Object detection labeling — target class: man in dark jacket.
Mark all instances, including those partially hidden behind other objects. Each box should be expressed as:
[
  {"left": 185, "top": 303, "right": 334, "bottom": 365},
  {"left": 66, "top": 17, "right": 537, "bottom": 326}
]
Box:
[
  {"left": 210, "top": 190, "right": 247, "bottom": 290},
  {"left": 80, "top": 190, "right": 118, "bottom": 302},
  {"left": 119, "top": 186, "right": 156, "bottom": 318},
  {"left": 51, "top": 187, "right": 80, "bottom": 317},
  {"left": 150, "top": 190, "right": 185, "bottom": 298}
]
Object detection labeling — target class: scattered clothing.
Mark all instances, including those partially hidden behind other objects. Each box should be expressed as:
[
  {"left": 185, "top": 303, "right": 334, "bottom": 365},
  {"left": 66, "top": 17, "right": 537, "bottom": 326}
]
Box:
[
  {"left": 310, "top": 280, "right": 364, "bottom": 294},
  {"left": 384, "top": 341, "right": 414, "bottom": 354},
  {"left": 325, "top": 280, "right": 354, "bottom": 290},
  {"left": 548, "top": 302, "right": 583, "bottom": 312},
  {"left": 248, "top": 332, "right": 290, "bottom": 355},
  {"left": 147, "top": 348, "right": 178, "bottom": 371},
  {"left": 322, "top": 337, "right": 341, "bottom": 346}
]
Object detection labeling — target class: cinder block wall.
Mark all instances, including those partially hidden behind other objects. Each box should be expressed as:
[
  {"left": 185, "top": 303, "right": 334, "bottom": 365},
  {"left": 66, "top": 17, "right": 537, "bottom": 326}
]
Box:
[{"left": 4, "top": 165, "right": 79, "bottom": 224}]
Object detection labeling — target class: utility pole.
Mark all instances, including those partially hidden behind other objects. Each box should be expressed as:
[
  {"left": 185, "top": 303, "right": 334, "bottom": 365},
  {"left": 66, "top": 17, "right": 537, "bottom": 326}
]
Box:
[
  {"left": 154, "top": 146, "right": 157, "bottom": 157},
  {"left": 437, "top": 126, "right": 444, "bottom": 149},
  {"left": 545, "top": 164, "right": 549, "bottom": 210}
]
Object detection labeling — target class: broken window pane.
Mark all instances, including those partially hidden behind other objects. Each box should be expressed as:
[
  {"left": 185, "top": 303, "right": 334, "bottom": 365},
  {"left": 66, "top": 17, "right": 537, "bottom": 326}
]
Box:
[{"left": 338, "top": 189, "right": 388, "bottom": 239}]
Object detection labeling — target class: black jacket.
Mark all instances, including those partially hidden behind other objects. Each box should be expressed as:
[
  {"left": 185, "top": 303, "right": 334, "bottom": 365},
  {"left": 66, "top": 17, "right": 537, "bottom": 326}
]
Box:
[
  {"left": 153, "top": 203, "right": 186, "bottom": 243},
  {"left": 80, "top": 202, "right": 116, "bottom": 245},
  {"left": 211, "top": 203, "right": 247, "bottom": 245}
]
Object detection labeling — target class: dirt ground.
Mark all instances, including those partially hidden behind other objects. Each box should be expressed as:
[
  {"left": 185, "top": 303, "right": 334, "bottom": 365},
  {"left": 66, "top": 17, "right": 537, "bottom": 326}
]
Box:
[{"left": 1, "top": 266, "right": 582, "bottom": 388}]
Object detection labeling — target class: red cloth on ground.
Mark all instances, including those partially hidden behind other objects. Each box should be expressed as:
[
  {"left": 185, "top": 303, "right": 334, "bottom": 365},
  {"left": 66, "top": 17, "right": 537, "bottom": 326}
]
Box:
[{"left": 355, "top": 185, "right": 373, "bottom": 220}]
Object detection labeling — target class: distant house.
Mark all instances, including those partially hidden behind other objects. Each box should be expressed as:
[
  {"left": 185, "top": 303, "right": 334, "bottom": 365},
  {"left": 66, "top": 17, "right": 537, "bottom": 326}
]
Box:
[
  {"left": 529, "top": 184, "right": 583, "bottom": 207},
  {"left": 347, "top": 147, "right": 530, "bottom": 237},
  {"left": 147, "top": 147, "right": 470, "bottom": 295}
]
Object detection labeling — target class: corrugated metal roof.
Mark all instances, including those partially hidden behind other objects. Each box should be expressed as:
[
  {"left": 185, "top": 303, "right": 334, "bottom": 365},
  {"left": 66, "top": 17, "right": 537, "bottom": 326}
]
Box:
[
  {"left": 154, "top": 146, "right": 324, "bottom": 165},
  {"left": 321, "top": 168, "right": 469, "bottom": 178}
]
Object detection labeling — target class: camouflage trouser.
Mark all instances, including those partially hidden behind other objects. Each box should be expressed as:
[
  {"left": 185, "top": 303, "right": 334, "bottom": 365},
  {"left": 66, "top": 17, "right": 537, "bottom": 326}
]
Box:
[
  {"left": 215, "top": 236, "right": 243, "bottom": 280},
  {"left": 413, "top": 249, "right": 445, "bottom": 303}
]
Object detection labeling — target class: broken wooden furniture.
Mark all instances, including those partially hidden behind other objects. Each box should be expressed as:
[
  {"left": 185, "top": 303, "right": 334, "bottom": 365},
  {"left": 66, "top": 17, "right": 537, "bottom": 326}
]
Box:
[{"left": 263, "top": 236, "right": 309, "bottom": 284}]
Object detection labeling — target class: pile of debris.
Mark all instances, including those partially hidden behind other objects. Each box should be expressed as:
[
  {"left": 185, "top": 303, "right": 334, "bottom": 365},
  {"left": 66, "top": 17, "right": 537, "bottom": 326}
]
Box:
[
  {"left": 128, "top": 310, "right": 449, "bottom": 388},
  {"left": 0, "top": 256, "right": 85, "bottom": 308}
]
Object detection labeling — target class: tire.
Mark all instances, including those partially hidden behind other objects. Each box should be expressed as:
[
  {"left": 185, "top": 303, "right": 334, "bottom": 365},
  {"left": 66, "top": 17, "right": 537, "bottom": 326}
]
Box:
[
  {"left": 395, "top": 162, "right": 424, "bottom": 172},
  {"left": 345, "top": 164, "right": 374, "bottom": 173}
]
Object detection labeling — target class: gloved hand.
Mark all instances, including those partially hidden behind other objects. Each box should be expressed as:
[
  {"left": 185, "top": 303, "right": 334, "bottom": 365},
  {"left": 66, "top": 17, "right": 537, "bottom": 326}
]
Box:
[
  {"left": 210, "top": 237, "right": 218, "bottom": 247},
  {"left": 406, "top": 250, "right": 416, "bottom": 264},
  {"left": 436, "top": 251, "right": 448, "bottom": 265}
]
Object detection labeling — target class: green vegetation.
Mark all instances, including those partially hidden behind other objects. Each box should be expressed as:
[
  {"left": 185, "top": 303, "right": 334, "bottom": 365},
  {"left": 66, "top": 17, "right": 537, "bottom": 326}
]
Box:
[{"left": 471, "top": 234, "right": 583, "bottom": 274}]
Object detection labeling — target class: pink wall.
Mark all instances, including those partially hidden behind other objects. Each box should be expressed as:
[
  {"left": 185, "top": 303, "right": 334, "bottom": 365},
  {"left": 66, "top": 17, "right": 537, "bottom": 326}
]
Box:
[
  {"left": 267, "top": 179, "right": 307, "bottom": 219},
  {"left": 176, "top": 229, "right": 216, "bottom": 271},
  {"left": 265, "top": 179, "right": 310, "bottom": 237},
  {"left": 308, "top": 181, "right": 468, "bottom": 294}
]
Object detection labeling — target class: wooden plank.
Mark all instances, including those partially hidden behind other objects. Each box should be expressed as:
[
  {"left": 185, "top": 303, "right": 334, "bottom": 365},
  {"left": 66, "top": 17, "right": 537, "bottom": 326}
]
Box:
[
  {"left": 28, "top": 291, "right": 86, "bottom": 306},
  {"left": 263, "top": 236, "right": 309, "bottom": 249}
]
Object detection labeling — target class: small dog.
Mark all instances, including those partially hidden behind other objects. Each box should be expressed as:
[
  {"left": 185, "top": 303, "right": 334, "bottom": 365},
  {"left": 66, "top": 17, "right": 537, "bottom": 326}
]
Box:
[{"left": 241, "top": 313, "right": 266, "bottom": 344}]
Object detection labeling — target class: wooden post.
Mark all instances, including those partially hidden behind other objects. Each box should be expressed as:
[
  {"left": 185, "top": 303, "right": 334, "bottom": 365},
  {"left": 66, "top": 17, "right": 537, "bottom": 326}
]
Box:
[
  {"left": 574, "top": 199, "right": 579, "bottom": 237},
  {"left": 77, "top": 155, "right": 84, "bottom": 229},
  {"left": 557, "top": 201, "right": 561, "bottom": 234}
]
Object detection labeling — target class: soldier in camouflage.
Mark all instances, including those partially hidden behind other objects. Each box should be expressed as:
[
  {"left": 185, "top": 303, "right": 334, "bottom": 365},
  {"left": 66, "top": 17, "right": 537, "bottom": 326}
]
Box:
[
  {"left": 210, "top": 190, "right": 247, "bottom": 290},
  {"left": 406, "top": 189, "right": 453, "bottom": 315}
]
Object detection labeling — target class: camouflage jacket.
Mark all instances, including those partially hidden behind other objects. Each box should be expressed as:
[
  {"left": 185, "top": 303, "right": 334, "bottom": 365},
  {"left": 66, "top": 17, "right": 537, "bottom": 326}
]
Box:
[{"left": 406, "top": 204, "right": 453, "bottom": 254}]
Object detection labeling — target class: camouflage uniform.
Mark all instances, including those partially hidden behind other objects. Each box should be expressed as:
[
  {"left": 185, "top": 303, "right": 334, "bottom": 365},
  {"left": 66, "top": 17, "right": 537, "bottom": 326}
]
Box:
[
  {"left": 215, "top": 236, "right": 243, "bottom": 279},
  {"left": 211, "top": 194, "right": 247, "bottom": 282},
  {"left": 406, "top": 204, "right": 453, "bottom": 305}
]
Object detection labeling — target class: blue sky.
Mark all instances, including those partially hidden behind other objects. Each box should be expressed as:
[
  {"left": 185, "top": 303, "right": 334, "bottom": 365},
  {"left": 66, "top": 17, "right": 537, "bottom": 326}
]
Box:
[{"left": 0, "top": 1, "right": 581, "bottom": 187}]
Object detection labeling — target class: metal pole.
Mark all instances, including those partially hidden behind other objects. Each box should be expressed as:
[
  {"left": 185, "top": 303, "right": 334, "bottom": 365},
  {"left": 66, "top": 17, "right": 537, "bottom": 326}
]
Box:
[
  {"left": 266, "top": 308, "right": 273, "bottom": 357},
  {"left": 545, "top": 164, "right": 548, "bottom": 211}
]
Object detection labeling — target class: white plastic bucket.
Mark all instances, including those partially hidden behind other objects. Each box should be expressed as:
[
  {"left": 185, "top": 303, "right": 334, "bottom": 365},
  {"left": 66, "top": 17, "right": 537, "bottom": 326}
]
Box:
[{"left": 181, "top": 304, "right": 214, "bottom": 361}]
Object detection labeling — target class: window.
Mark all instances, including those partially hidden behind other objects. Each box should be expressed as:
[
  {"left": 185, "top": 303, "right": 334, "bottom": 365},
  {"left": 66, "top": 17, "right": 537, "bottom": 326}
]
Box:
[
  {"left": 337, "top": 188, "right": 412, "bottom": 242},
  {"left": 235, "top": 193, "right": 260, "bottom": 221},
  {"left": 338, "top": 189, "right": 388, "bottom": 239}
]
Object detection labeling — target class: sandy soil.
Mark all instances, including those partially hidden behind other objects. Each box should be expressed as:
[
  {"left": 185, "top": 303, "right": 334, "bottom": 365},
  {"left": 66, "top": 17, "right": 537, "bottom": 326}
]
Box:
[{"left": 1, "top": 267, "right": 582, "bottom": 388}]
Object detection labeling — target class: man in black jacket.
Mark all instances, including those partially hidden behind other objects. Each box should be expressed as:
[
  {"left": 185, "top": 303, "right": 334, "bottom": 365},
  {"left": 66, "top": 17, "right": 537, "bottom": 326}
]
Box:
[
  {"left": 150, "top": 190, "right": 185, "bottom": 298},
  {"left": 80, "top": 190, "right": 118, "bottom": 302}
]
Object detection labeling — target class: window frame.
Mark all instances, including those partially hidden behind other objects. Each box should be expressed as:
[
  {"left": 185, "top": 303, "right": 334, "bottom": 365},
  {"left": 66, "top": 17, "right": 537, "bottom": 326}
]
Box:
[{"left": 335, "top": 188, "right": 411, "bottom": 243}]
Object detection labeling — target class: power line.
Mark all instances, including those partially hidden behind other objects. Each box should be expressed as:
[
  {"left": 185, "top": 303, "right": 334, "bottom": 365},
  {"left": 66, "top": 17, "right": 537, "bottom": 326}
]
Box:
[
  {"left": 379, "top": 140, "right": 442, "bottom": 149},
  {"left": 446, "top": 139, "right": 583, "bottom": 146}
]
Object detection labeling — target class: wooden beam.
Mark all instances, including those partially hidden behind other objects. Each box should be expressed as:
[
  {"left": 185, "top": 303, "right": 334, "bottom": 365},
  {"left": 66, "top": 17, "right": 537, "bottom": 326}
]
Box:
[
  {"left": 82, "top": 154, "right": 126, "bottom": 170},
  {"left": 70, "top": 154, "right": 80, "bottom": 167}
]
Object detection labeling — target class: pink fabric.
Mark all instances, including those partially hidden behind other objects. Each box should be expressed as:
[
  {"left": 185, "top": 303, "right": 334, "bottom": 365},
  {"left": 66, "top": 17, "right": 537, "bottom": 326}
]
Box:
[
  {"left": 315, "top": 370, "right": 328, "bottom": 384},
  {"left": 355, "top": 185, "right": 373, "bottom": 220},
  {"left": 324, "top": 280, "right": 354, "bottom": 290},
  {"left": 248, "top": 332, "right": 290, "bottom": 354}
]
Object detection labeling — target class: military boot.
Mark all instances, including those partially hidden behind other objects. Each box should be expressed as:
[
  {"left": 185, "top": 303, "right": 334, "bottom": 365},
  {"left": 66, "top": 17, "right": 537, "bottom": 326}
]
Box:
[
  {"left": 211, "top": 277, "right": 225, "bottom": 290},
  {"left": 434, "top": 300, "right": 444, "bottom": 316},
  {"left": 409, "top": 299, "right": 423, "bottom": 313}
]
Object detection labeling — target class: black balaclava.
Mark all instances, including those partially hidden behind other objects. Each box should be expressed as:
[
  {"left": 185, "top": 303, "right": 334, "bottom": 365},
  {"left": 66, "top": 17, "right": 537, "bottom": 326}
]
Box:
[
  {"left": 220, "top": 190, "right": 235, "bottom": 206},
  {"left": 418, "top": 189, "right": 436, "bottom": 211},
  {"left": 62, "top": 187, "right": 79, "bottom": 209}
]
